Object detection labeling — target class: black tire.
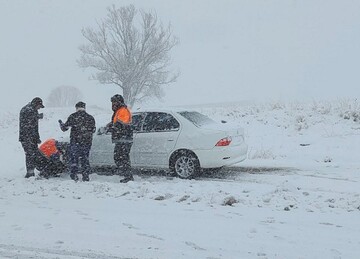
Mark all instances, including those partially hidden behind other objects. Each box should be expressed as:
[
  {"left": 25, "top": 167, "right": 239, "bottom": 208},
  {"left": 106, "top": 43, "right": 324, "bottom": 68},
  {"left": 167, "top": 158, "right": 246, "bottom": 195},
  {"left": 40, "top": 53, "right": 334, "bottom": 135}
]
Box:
[{"left": 170, "top": 150, "right": 200, "bottom": 179}]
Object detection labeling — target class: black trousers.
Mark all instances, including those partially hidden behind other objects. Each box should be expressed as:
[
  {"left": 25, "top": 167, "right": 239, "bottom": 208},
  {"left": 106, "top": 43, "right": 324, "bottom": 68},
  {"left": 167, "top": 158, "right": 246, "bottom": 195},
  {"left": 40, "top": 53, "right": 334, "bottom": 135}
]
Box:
[
  {"left": 69, "top": 142, "right": 91, "bottom": 177},
  {"left": 114, "top": 142, "right": 132, "bottom": 178},
  {"left": 20, "top": 141, "right": 42, "bottom": 171},
  {"left": 40, "top": 154, "right": 66, "bottom": 177}
]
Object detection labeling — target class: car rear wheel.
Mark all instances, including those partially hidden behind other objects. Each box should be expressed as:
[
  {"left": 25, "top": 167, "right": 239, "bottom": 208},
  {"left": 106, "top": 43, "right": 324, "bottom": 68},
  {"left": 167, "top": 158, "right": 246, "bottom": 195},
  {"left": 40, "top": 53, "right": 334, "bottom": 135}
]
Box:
[{"left": 171, "top": 151, "right": 200, "bottom": 179}]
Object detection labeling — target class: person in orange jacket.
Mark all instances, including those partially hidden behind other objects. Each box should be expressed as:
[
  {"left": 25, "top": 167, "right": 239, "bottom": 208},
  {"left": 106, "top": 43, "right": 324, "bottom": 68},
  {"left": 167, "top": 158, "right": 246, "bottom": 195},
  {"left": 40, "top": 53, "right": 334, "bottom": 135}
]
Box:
[
  {"left": 39, "top": 138, "right": 60, "bottom": 158},
  {"left": 107, "top": 94, "right": 134, "bottom": 183},
  {"left": 38, "top": 138, "right": 67, "bottom": 178}
]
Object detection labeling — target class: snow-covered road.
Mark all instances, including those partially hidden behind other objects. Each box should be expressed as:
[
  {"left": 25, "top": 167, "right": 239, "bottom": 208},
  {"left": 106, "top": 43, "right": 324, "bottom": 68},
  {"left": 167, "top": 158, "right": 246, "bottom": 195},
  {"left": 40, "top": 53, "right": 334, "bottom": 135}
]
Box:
[{"left": 0, "top": 165, "right": 359, "bottom": 259}]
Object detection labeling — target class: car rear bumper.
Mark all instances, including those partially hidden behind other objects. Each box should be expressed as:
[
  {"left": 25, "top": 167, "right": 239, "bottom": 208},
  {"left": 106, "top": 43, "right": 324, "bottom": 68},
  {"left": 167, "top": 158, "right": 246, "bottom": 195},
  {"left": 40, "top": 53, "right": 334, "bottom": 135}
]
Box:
[{"left": 194, "top": 143, "right": 248, "bottom": 168}]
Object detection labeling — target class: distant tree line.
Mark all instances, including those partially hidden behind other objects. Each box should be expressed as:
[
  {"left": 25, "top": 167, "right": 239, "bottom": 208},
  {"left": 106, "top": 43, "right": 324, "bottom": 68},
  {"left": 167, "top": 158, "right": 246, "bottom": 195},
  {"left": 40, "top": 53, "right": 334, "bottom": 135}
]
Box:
[{"left": 47, "top": 86, "right": 83, "bottom": 107}]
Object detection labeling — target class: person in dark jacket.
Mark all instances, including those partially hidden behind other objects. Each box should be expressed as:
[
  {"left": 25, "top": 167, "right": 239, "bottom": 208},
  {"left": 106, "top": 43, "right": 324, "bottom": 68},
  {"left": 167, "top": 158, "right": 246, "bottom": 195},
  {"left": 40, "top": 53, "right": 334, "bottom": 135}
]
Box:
[
  {"left": 19, "top": 97, "right": 45, "bottom": 178},
  {"left": 107, "top": 94, "right": 133, "bottom": 183},
  {"left": 59, "top": 102, "right": 95, "bottom": 181}
]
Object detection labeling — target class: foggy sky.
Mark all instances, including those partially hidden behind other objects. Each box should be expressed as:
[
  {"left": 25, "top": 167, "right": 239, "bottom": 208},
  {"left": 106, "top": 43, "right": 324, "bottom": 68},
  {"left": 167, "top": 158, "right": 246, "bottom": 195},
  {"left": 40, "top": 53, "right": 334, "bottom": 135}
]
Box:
[{"left": 1, "top": 0, "right": 360, "bottom": 110}]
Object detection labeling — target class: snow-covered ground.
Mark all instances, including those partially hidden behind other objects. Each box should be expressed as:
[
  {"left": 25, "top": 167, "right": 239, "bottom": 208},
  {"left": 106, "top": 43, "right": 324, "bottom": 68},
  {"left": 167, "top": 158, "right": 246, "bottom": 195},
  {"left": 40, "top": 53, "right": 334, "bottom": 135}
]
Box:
[{"left": 1, "top": 100, "right": 360, "bottom": 258}]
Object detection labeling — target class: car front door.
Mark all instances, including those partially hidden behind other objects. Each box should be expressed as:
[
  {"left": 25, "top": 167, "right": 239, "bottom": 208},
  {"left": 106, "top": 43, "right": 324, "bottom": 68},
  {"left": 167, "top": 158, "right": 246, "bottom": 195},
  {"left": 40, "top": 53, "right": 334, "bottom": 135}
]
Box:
[
  {"left": 90, "top": 128, "right": 115, "bottom": 166},
  {"left": 129, "top": 112, "right": 146, "bottom": 166},
  {"left": 90, "top": 113, "right": 145, "bottom": 167},
  {"left": 135, "top": 112, "right": 181, "bottom": 167}
]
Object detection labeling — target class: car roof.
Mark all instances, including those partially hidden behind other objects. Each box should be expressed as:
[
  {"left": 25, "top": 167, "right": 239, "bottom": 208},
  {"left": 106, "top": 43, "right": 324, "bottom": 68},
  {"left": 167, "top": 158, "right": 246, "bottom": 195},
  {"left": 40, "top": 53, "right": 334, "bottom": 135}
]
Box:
[{"left": 132, "top": 107, "right": 197, "bottom": 114}]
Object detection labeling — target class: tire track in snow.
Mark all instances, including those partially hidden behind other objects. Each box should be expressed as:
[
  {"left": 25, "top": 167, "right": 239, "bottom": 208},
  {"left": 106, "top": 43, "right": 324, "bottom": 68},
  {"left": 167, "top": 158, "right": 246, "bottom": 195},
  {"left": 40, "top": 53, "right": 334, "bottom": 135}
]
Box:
[{"left": 0, "top": 243, "right": 132, "bottom": 259}]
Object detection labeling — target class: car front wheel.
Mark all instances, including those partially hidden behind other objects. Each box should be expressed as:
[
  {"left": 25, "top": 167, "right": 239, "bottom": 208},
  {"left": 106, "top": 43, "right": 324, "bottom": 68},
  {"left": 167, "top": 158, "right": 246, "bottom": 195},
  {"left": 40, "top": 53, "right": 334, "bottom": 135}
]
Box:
[{"left": 172, "top": 151, "right": 200, "bottom": 179}]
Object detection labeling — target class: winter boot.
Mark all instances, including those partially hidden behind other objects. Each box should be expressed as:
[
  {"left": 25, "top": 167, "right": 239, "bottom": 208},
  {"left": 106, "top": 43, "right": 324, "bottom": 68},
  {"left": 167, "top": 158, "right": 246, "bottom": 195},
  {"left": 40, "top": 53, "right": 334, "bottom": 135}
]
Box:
[
  {"left": 25, "top": 169, "right": 35, "bottom": 178},
  {"left": 70, "top": 173, "right": 79, "bottom": 182},
  {"left": 120, "top": 175, "right": 134, "bottom": 183},
  {"left": 38, "top": 170, "right": 49, "bottom": 179},
  {"left": 82, "top": 174, "right": 90, "bottom": 182}
]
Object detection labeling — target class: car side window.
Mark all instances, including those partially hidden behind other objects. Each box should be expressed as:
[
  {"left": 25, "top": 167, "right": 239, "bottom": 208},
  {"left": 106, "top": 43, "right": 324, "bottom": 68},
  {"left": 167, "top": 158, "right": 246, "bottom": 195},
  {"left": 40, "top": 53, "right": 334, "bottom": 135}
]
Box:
[
  {"left": 142, "top": 112, "right": 180, "bottom": 132},
  {"left": 131, "top": 113, "right": 145, "bottom": 132}
]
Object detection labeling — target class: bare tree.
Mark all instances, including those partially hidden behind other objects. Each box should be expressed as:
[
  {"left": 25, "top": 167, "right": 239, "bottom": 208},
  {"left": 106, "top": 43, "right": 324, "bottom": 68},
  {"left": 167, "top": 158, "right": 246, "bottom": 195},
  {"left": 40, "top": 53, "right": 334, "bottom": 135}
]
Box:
[
  {"left": 78, "top": 4, "right": 179, "bottom": 107},
  {"left": 47, "top": 85, "right": 83, "bottom": 107}
]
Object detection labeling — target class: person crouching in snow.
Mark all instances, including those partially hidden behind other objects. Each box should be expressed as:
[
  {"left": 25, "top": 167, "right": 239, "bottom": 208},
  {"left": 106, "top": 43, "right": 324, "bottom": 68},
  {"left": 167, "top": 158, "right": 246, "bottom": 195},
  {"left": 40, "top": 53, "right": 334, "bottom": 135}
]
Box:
[
  {"left": 38, "top": 138, "right": 67, "bottom": 178},
  {"left": 59, "top": 102, "right": 96, "bottom": 182}
]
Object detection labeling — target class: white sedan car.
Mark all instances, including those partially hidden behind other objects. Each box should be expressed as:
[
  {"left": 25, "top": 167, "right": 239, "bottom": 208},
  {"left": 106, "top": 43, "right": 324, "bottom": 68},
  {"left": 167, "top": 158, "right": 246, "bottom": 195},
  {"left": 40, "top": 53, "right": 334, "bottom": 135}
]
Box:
[{"left": 90, "top": 109, "right": 248, "bottom": 179}]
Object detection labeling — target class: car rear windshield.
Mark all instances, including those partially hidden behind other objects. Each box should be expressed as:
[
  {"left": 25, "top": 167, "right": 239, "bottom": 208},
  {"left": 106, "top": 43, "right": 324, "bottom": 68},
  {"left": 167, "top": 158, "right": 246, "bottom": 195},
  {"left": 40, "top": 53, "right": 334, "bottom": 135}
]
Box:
[{"left": 178, "top": 111, "right": 216, "bottom": 127}]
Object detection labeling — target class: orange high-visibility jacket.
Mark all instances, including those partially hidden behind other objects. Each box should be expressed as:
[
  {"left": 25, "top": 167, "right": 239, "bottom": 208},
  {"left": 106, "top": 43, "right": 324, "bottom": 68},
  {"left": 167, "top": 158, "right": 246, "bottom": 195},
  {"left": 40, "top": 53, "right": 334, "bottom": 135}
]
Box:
[
  {"left": 113, "top": 107, "right": 131, "bottom": 124},
  {"left": 39, "top": 138, "right": 59, "bottom": 158}
]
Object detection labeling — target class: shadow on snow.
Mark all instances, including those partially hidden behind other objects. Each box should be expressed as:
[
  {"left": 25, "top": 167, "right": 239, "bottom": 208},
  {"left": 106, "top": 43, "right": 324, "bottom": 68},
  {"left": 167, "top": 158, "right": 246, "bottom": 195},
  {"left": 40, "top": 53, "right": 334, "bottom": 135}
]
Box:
[{"left": 90, "top": 165, "right": 295, "bottom": 181}]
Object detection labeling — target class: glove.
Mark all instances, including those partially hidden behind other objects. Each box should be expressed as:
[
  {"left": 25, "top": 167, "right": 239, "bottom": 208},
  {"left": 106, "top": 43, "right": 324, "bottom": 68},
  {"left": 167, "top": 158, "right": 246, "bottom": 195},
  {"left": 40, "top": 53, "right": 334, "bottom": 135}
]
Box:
[
  {"left": 59, "top": 119, "right": 67, "bottom": 131},
  {"left": 38, "top": 113, "right": 44, "bottom": 119}
]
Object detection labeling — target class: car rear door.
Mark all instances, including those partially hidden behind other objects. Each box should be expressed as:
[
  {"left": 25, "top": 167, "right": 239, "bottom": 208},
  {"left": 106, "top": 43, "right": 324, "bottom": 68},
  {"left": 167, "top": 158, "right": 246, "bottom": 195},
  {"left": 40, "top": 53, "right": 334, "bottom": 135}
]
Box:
[{"left": 135, "top": 112, "right": 181, "bottom": 167}]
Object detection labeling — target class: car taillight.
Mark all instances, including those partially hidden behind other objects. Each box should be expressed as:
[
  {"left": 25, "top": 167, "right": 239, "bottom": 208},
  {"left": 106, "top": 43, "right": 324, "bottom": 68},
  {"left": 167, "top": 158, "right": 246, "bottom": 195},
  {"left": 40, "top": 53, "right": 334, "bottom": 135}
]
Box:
[{"left": 215, "top": 137, "right": 232, "bottom": 146}]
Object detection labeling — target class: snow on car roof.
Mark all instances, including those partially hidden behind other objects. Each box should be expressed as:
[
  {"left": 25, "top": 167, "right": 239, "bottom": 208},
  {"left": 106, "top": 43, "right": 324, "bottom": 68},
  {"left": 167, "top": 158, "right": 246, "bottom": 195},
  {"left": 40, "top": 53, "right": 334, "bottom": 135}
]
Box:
[{"left": 132, "top": 106, "right": 196, "bottom": 114}]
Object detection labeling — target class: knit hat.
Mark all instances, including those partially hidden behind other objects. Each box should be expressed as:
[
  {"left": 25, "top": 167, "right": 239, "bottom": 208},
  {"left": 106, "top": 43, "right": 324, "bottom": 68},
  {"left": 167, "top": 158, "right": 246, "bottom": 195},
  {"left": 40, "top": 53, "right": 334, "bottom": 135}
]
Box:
[
  {"left": 75, "top": 101, "right": 86, "bottom": 109},
  {"left": 111, "top": 94, "right": 124, "bottom": 104},
  {"left": 31, "top": 97, "right": 44, "bottom": 108}
]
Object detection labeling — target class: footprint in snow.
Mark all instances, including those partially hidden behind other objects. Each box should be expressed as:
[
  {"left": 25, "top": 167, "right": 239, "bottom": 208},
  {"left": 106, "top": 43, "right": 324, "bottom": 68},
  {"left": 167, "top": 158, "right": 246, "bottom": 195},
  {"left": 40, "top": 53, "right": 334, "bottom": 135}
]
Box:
[
  {"left": 11, "top": 224, "right": 23, "bottom": 231},
  {"left": 319, "top": 222, "right": 334, "bottom": 226},
  {"left": 123, "top": 223, "right": 139, "bottom": 230},
  {"left": 43, "top": 223, "right": 53, "bottom": 229},
  {"left": 76, "top": 210, "right": 88, "bottom": 216},
  {"left": 247, "top": 228, "right": 257, "bottom": 238},
  {"left": 177, "top": 195, "right": 190, "bottom": 202},
  {"left": 153, "top": 194, "right": 173, "bottom": 200},
  {"left": 331, "top": 248, "right": 342, "bottom": 259},
  {"left": 137, "top": 233, "right": 164, "bottom": 241},
  {"left": 257, "top": 252, "right": 267, "bottom": 257},
  {"left": 261, "top": 218, "right": 276, "bottom": 224},
  {"left": 184, "top": 241, "right": 206, "bottom": 251},
  {"left": 82, "top": 217, "right": 96, "bottom": 221}
]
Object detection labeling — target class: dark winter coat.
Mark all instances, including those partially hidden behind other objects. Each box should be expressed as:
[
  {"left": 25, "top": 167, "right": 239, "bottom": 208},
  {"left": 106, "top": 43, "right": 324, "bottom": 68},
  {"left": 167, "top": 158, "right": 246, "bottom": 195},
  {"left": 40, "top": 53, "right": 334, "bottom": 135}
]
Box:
[
  {"left": 19, "top": 102, "right": 41, "bottom": 144},
  {"left": 109, "top": 105, "right": 133, "bottom": 143},
  {"left": 61, "top": 110, "right": 96, "bottom": 145}
]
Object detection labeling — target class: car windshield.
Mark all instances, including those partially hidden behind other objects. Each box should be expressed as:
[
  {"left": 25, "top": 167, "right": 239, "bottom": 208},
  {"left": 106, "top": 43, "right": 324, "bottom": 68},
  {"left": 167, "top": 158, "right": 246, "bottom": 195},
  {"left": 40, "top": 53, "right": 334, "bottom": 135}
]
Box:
[{"left": 178, "top": 111, "right": 216, "bottom": 127}]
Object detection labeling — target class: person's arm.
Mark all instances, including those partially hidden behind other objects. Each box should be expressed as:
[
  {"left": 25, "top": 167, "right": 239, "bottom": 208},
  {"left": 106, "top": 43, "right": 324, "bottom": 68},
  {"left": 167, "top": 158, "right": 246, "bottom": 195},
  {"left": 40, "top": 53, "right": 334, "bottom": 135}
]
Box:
[
  {"left": 105, "top": 121, "right": 113, "bottom": 133},
  {"left": 31, "top": 109, "right": 41, "bottom": 144},
  {"left": 58, "top": 120, "right": 67, "bottom": 132},
  {"left": 59, "top": 115, "right": 72, "bottom": 132}
]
